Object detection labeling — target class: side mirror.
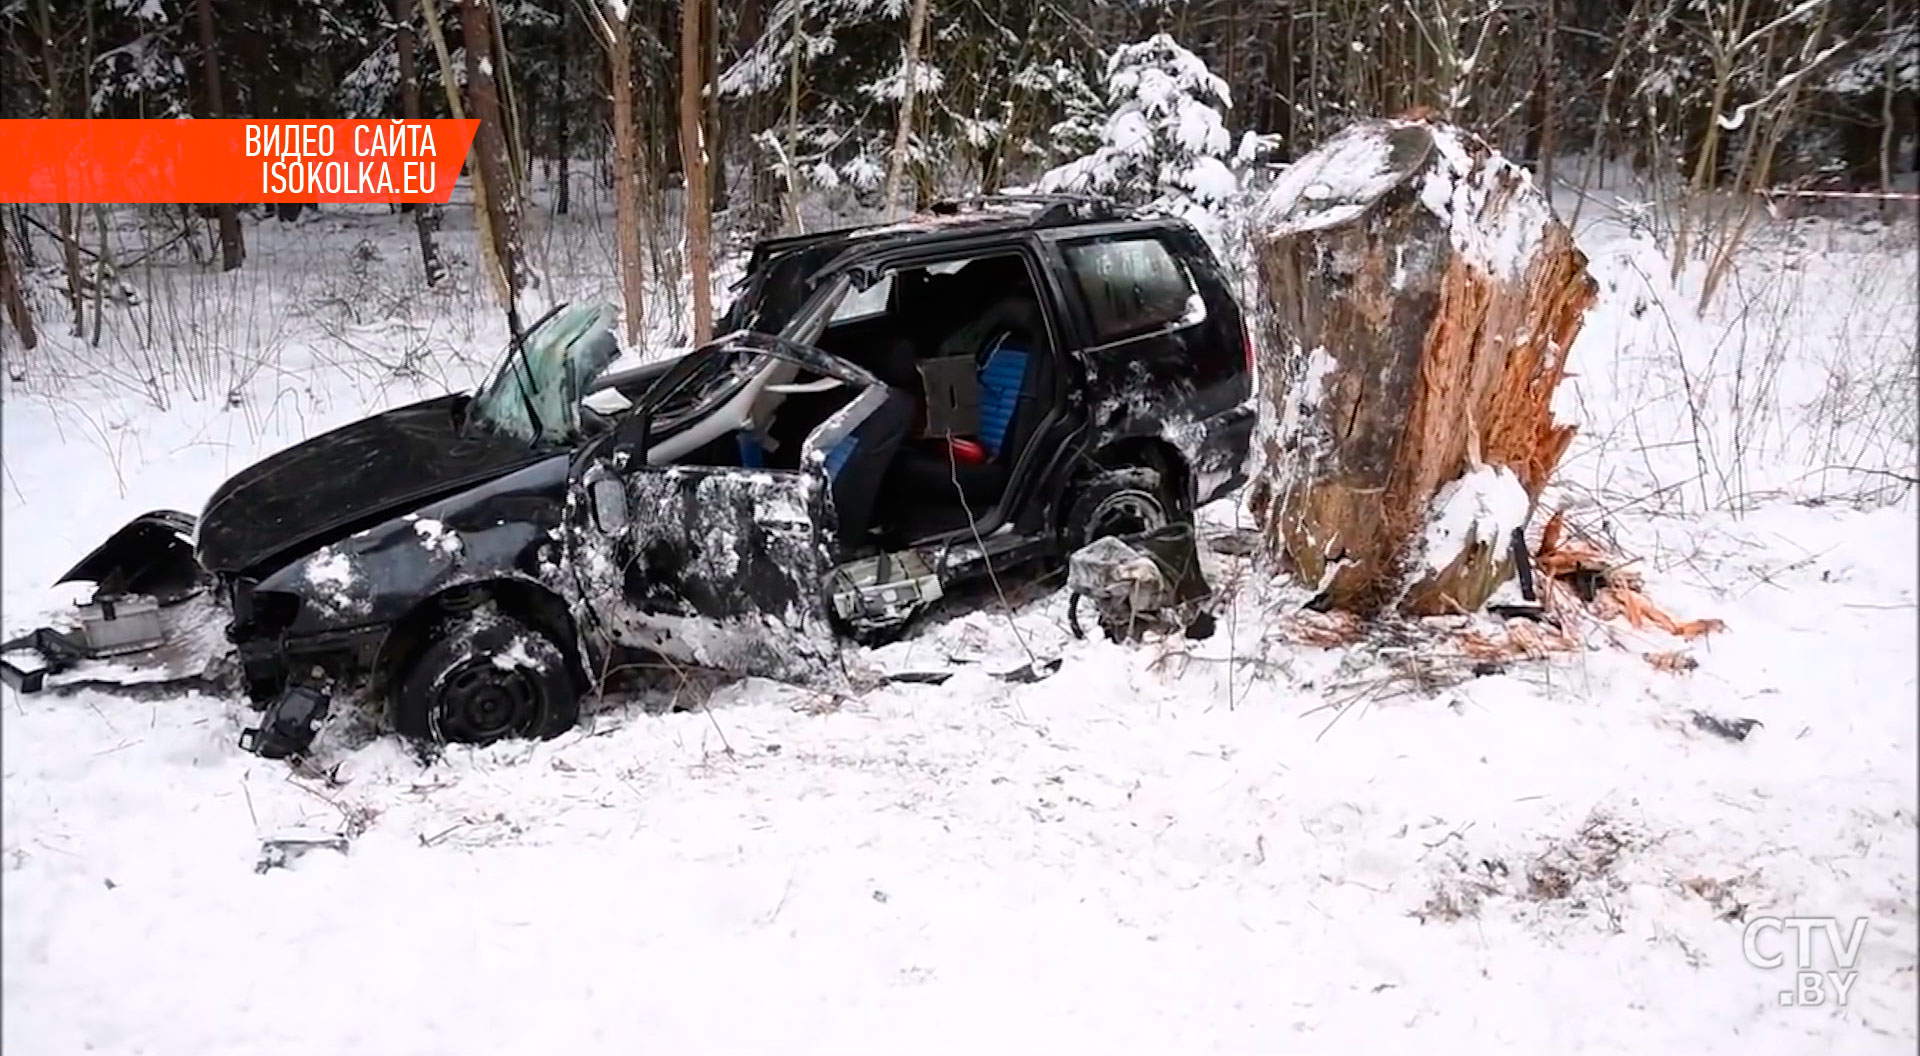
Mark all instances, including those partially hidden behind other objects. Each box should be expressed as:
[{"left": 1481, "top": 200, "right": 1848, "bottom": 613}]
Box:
[{"left": 589, "top": 474, "right": 630, "bottom": 536}]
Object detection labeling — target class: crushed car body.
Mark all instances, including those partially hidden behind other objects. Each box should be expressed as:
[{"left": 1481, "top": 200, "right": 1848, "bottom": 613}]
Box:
[{"left": 2, "top": 194, "right": 1258, "bottom": 761}]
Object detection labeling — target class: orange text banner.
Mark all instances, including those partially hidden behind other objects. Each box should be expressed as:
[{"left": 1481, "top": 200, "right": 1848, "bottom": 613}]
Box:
[{"left": 0, "top": 120, "right": 479, "bottom": 204}]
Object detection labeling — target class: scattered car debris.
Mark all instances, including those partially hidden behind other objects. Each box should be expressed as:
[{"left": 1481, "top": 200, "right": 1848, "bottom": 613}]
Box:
[
  {"left": 1534, "top": 511, "right": 1726, "bottom": 639},
  {"left": 1066, "top": 523, "right": 1215, "bottom": 642},
  {"left": 995, "top": 657, "right": 1062, "bottom": 684},
  {"left": 238, "top": 677, "right": 335, "bottom": 760},
  {"left": 0, "top": 627, "right": 90, "bottom": 693},
  {"left": 1, "top": 511, "right": 211, "bottom": 694},
  {"left": 883, "top": 670, "right": 957, "bottom": 686},
  {"left": 1689, "top": 711, "right": 1763, "bottom": 742},
  {"left": 1425, "top": 511, "right": 1726, "bottom": 669}
]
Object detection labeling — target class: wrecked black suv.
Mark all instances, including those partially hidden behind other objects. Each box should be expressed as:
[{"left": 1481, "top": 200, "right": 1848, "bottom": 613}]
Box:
[{"left": 6, "top": 195, "right": 1255, "bottom": 759}]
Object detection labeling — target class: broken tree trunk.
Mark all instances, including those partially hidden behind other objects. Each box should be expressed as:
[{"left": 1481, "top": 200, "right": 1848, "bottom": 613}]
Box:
[{"left": 1247, "top": 118, "right": 1597, "bottom": 617}]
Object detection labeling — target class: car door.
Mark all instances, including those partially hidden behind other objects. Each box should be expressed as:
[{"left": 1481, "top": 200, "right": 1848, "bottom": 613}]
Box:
[
  {"left": 1049, "top": 226, "right": 1239, "bottom": 423},
  {"left": 562, "top": 354, "right": 889, "bottom": 684}
]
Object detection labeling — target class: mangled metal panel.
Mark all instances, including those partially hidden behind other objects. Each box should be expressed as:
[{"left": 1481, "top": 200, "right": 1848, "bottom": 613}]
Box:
[{"left": 573, "top": 464, "right": 840, "bottom": 684}]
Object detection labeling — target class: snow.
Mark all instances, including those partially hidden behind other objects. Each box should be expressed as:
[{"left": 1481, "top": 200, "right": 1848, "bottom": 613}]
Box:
[
  {"left": 1827, "top": 23, "right": 1918, "bottom": 94},
  {"left": 1296, "top": 344, "right": 1335, "bottom": 408},
  {"left": 1257, "top": 120, "right": 1551, "bottom": 280},
  {"left": 1269, "top": 343, "right": 1338, "bottom": 471},
  {"left": 2, "top": 182, "right": 1916, "bottom": 1055},
  {"left": 1180, "top": 155, "right": 1238, "bottom": 203},
  {"left": 1417, "top": 126, "right": 1551, "bottom": 281},
  {"left": 412, "top": 518, "right": 463, "bottom": 557},
  {"left": 1037, "top": 34, "right": 1241, "bottom": 221},
  {"left": 490, "top": 636, "right": 546, "bottom": 673},
  {"left": 303, "top": 547, "right": 357, "bottom": 592},
  {"left": 1256, "top": 120, "right": 1414, "bottom": 237},
  {"left": 1420, "top": 464, "right": 1533, "bottom": 572}
]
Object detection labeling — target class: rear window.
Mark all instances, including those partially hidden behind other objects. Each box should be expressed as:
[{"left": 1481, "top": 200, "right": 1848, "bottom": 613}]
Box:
[{"left": 1061, "top": 235, "right": 1201, "bottom": 344}]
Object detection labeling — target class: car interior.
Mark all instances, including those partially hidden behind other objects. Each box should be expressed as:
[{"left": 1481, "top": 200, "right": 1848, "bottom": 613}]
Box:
[
  {"left": 572, "top": 249, "right": 1058, "bottom": 553},
  {"left": 761, "top": 251, "right": 1058, "bottom": 546}
]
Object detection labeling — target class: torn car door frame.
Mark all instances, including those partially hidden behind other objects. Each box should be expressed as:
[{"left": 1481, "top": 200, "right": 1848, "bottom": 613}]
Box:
[{"left": 564, "top": 273, "right": 888, "bottom": 683}]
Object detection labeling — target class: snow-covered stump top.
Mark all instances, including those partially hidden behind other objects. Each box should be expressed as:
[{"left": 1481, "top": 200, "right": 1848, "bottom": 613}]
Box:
[{"left": 1245, "top": 118, "right": 1597, "bottom": 617}]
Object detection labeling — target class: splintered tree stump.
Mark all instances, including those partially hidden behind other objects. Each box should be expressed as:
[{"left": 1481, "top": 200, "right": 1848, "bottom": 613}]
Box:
[{"left": 1246, "top": 119, "right": 1597, "bottom": 617}]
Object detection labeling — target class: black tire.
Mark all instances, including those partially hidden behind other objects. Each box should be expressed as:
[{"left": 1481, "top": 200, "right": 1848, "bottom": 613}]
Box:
[
  {"left": 393, "top": 609, "right": 578, "bottom": 746},
  {"left": 1062, "top": 466, "right": 1185, "bottom": 553}
]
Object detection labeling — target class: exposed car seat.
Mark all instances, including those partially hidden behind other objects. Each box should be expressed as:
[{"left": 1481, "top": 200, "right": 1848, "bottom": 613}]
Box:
[
  {"left": 825, "top": 387, "right": 914, "bottom": 547},
  {"left": 883, "top": 293, "right": 1052, "bottom": 539},
  {"left": 976, "top": 338, "right": 1028, "bottom": 461}
]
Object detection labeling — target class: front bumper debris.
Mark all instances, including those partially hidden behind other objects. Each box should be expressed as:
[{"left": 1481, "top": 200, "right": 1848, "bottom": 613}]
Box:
[
  {"left": 239, "top": 678, "right": 334, "bottom": 760},
  {"left": 1, "top": 509, "right": 225, "bottom": 696},
  {"left": 0, "top": 627, "right": 91, "bottom": 693}
]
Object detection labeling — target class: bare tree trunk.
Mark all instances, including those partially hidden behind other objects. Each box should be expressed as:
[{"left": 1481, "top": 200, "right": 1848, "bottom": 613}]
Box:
[
  {"left": 1570, "top": 0, "right": 1646, "bottom": 230},
  {"left": 1879, "top": 0, "right": 1897, "bottom": 214},
  {"left": 88, "top": 203, "right": 107, "bottom": 348},
  {"left": 37, "top": 0, "right": 84, "bottom": 333},
  {"left": 465, "top": 0, "right": 527, "bottom": 305},
  {"left": 394, "top": 0, "right": 444, "bottom": 285},
  {"left": 193, "top": 0, "right": 244, "bottom": 272},
  {"left": 601, "top": 0, "right": 646, "bottom": 344},
  {"left": 0, "top": 224, "right": 36, "bottom": 353},
  {"left": 1538, "top": 0, "right": 1557, "bottom": 195},
  {"left": 881, "top": 0, "right": 931, "bottom": 218},
  {"left": 703, "top": 0, "right": 727, "bottom": 212},
  {"left": 493, "top": 11, "right": 530, "bottom": 194},
  {"left": 784, "top": 0, "right": 803, "bottom": 233},
  {"left": 679, "top": 0, "right": 713, "bottom": 344},
  {"left": 417, "top": 0, "right": 500, "bottom": 296},
  {"left": 10, "top": 208, "right": 33, "bottom": 270},
  {"left": 556, "top": 3, "right": 572, "bottom": 217}
]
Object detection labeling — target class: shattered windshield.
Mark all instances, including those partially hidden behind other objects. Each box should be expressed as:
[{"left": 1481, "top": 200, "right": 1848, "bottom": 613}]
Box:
[{"left": 471, "top": 302, "right": 619, "bottom": 444}]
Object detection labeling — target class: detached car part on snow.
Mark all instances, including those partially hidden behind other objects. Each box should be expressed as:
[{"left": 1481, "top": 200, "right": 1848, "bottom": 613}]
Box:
[
  {"left": 1, "top": 511, "right": 221, "bottom": 694},
  {"left": 5, "top": 194, "right": 1256, "bottom": 761}
]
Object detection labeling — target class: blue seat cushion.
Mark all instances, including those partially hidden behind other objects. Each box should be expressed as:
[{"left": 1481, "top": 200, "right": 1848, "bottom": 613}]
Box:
[
  {"left": 823, "top": 433, "right": 858, "bottom": 479},
  {"left": 976, "top": 337, "right": 1029, "bottom": 459},
  {"left": 736, "top": 431, "right": 765, "bottom": 468}
]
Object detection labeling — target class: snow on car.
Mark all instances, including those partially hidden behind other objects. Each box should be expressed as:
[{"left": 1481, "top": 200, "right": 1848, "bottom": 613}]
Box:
[{"left": 2, "top": 195, "right": 1257, "bottom": 762}]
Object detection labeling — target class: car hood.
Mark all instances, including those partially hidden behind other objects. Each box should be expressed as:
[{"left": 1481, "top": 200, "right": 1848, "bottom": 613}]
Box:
[{"left": 196, "top": 394, "right": 554, "bottom": 575}]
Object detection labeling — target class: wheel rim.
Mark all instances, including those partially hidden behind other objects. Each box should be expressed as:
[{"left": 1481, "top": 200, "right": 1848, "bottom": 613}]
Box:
[
  {"left": 434, "top": 660, "right": 544, "bottom": 744},
  {"left": 1089, "top": 490, "right": 1166, "bottom": 542}
]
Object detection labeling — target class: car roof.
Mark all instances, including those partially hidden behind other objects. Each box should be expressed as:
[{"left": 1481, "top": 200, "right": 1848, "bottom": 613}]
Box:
[{"left": 744, "top": 195, "right": 1184, "bottom": 273}]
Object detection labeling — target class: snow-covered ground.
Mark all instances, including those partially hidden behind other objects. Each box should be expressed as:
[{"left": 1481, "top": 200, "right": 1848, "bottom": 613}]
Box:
[{"left": 3, "top": 190, "right": 1915, "bottom": 1054}]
